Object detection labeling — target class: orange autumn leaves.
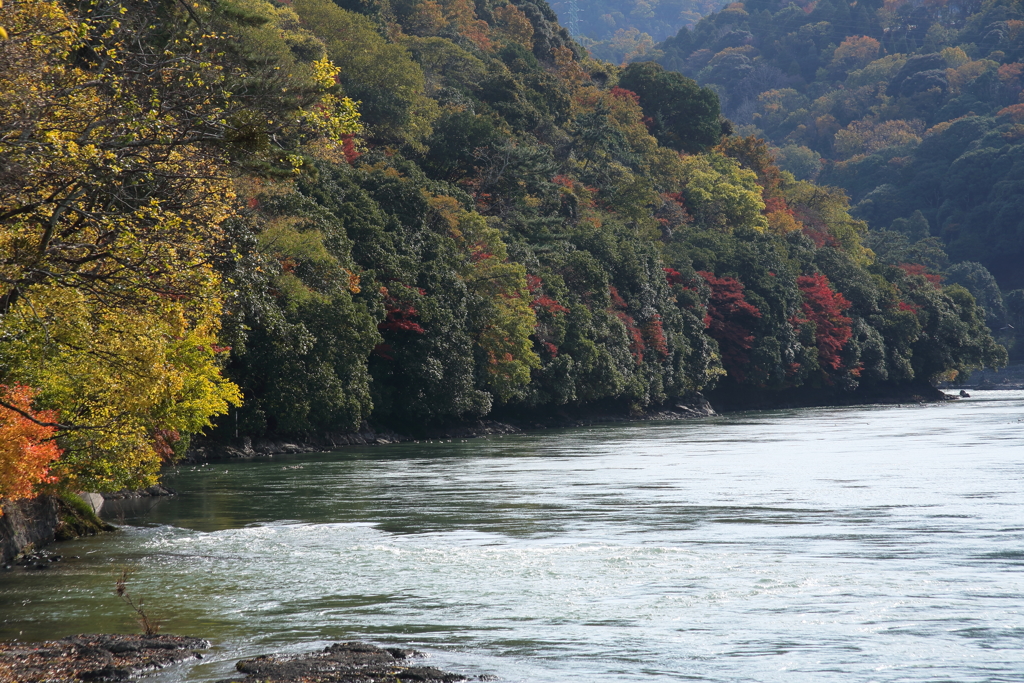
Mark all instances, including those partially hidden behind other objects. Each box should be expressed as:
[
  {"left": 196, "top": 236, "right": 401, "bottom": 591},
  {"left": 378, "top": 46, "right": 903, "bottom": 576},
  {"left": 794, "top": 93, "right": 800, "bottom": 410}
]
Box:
[{"left": 0, "top": 385, "right": 61, "bottom": 507}]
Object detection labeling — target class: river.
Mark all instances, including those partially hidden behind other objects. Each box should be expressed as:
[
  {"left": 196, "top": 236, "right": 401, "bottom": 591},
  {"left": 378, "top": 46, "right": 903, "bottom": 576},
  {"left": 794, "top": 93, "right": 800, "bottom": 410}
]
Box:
[{"left": 2, "top": 391, "right": 1023, "bottom": 682}]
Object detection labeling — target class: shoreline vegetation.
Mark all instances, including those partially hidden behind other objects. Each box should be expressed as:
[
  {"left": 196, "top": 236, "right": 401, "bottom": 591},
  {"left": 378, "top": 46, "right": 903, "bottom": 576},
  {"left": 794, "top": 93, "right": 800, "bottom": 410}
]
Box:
[{"left": 187, "top": 379, "right": 954, "bottom": 461}]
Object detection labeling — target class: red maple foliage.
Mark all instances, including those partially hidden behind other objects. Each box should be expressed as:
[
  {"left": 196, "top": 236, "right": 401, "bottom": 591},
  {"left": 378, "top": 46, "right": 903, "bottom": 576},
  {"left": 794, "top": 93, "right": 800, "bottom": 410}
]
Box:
[
  {"left": 898, "top": 263, "right": 942, "bottom": 288},
  {"left": 800, "top": 223, "right": 840, "bottom": 248},
  {"left": 0, "top": 385, "right": 62, "bottom": 507},
  {"left": 763, "top": 195, "right": 793, "bottom": 216},
  {"left": 527, "top": 275, "right": 570, "bottom": 315},
  {"left": 663, "top": 267, "right": 686, "bottom": 286},
  {"left": 698, "top": 271, "right": 762, "bottom": 381},
  {"left": 470, "top": 241, "right": 494, "bottom": 264},
  {"left": 609, "top": 87, "right": 640, "bottom": 104},
  {"left": 341, "top": 135, "right": 361, "bottom": 164},
  {"left": 153, "top": 429, "right": 181, "bottom": 462},
  {"left": 792, "top": 273, "right": 853, "bottom": 372},
  {"left": 792, "top": 203, "right": 839, "bottom": 248},
  {"left": 609, "top": 286, "right": 645, "bottom": 363},
  {"left": 642, "top": 314, "right": 670, "bottom": 358},
  {"left": 375, "top": 286, "right": 426, "bottom": 359},
  {"left": 532, "top": 295, "right": 569, "bottom": 315}
]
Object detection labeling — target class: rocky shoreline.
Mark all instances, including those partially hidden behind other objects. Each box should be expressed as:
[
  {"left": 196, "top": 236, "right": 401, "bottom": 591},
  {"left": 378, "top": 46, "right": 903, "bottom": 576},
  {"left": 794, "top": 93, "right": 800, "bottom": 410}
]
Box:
[
  {"left": 0, "top": 634, "right": 209, "bottom": 683},
  {"left": 226, "top": 641, "right": 484, "bottom": 682},
  {"left": 0, "top": 495, "right": 114, "bottom": 566},
  {"left": 183, "top": 383, "right": 969, "bottom": 464},
  {"left": 186, "top": 392, "right": 719, "bottom": 462},
  {"left": 0, "top": 636, "right": 481, "bottom": 683}
]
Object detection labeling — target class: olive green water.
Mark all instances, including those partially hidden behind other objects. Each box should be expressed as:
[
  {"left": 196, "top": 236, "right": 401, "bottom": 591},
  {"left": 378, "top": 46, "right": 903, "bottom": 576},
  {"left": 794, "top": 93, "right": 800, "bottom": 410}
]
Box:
[{"left": 2, "top": 392, "right": 1023, "bottom": 682}]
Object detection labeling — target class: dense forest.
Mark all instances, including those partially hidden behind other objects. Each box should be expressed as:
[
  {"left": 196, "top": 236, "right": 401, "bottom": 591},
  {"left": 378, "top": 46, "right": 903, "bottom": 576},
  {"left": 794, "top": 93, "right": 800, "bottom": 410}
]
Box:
[
  {"left": 638, "top": 0, "right": 1024, "bottom": 355},
  {"left": 0, "top": 0, "right": 1006, "bottom": 502}
]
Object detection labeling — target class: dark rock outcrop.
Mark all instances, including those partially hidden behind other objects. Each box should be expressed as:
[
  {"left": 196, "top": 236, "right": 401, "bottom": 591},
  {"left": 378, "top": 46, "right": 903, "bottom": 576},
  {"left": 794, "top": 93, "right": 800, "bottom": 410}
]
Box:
[
  {"left": 222, "top": 641, "right": 481, "bottom": 683},
  {"left": 0, "top": 634, "right": 208, "bottom": 683},
  {"left": 0, "top": 496, "right": 59, "bottom": 565},
  {"left": 101, "top": 485, "right": 177, "bottom": 501},
  {"left": 1, "top": 494, "right": 115, "bottom": 565}
]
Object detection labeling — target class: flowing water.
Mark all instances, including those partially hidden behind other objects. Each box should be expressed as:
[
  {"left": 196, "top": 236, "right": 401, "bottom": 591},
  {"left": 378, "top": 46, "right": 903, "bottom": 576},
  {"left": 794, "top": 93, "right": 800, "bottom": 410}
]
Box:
[{"left": 2, "top": 392, "right": 1024, "bottom": 682}]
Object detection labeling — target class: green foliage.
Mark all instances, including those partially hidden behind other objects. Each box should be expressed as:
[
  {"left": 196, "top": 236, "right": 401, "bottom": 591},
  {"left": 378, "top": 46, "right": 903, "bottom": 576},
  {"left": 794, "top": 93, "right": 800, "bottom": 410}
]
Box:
[
  {"left": 293, "top": 0, "right": 439, "bottom": 147},
  {"left": 551, "top": 0, "right": 725, "bottom": 43},
  {"left": 677, "top": 152, "right": 768, "bottom": 231},
  {"left": 619, "top": 61, "right": 724, "bottom": 152}
]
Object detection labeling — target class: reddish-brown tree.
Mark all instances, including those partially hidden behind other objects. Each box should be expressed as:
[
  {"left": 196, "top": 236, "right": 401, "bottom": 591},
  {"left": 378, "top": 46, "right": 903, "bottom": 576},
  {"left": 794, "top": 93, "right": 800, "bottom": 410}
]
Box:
[
  {"left": 698, "top": 272, "right": 762, "bottom": 381},
  {"left": 609, "top": 286, "right": 645, "bottom": 363},
  {"left": 792, "top": 274, "right": 853, "bottom": 372}
]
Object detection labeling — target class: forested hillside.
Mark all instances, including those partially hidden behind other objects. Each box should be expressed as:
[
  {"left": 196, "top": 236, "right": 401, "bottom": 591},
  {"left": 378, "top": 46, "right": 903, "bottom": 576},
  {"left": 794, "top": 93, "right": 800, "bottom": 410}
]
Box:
[
  {"left": 0, "top": 0, "right": 1005, "bottom": 501},
  {"left": 646, "top": 0, "right": 1024, "bottom": 355}
]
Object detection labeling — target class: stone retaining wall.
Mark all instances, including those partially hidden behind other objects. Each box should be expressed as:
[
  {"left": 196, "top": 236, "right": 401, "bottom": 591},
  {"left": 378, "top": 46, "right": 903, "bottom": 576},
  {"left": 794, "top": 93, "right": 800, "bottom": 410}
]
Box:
[{"left": 0, "top": 496, "right": 59, "bottom": 565}]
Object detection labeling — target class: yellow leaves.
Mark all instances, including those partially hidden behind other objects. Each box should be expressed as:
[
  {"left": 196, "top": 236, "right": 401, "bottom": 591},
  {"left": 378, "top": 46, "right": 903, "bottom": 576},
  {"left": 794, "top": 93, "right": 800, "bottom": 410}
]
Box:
[
  {"left": 0, "top": 0, "right": 254, "bottom": 489},
  {"left": 608, "top": 27, "right": 655, "bottom": 65},
  {"left": 0, "top": 284, "right": 240, "bottom": 491},
  {"left": 945, "top": 58, "right": 998, "bottom": 94},
  {"left": 833, "top": 118, "right": 924, "bottom": 159},
  {"left": 940, "top": 46, "right": 970, "bottom": 68},
  {"left": 678, "top": 152, "right": 769, "bottom": 233},
  {"left": 425, "top": 192, "right": 465, "bottom": 233},
  {"left": 552, "top": 45, "right": 589, "bottom": 90},
  {"left": 346, "top": 270, "right": 361, "bottom": 294},
  {"left": 259, "top": 217, "right": 332, "bottom": 264},
  {"left": 310, "top": 56, "right": 340, "bottom": 89},
  {"left": 491, "top": 3, "right": 533, "bottom": 50},
  {"left": 299, "top": 92, "right": 363, "bottom": 146},
  {"left": 829, "top": 35, "right": 880, "bottom": 73},
  {"left": 766, "top": 209, "right": 801, "bottom": 235}
]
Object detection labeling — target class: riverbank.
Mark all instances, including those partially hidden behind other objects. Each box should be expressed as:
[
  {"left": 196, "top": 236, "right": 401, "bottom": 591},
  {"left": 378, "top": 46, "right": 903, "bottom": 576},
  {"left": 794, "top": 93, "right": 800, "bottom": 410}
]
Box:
[
  {"left": 0, "top": 494, "right": 114, "bottom": 566},
  {"left": 185, "top": 392, "right": 718, "bottom": 462},
  {"left": 0, "top": 634, "right": 208, "bottom": 682},
  {"left": 704, "top": 379, "right": 957, "bottom": 412},
  {"left": 0, "top": 636, "right": 476, "bottom": 683},
  {"left": 185, "top": 382, "right": 960, "bottom": 463}
]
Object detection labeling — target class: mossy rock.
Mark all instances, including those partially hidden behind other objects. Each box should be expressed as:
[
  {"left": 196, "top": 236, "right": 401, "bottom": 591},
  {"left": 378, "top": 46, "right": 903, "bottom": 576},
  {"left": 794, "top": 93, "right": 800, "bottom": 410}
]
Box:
[{"left": 54, "top": 494, "right": 116, "bottom": 541}]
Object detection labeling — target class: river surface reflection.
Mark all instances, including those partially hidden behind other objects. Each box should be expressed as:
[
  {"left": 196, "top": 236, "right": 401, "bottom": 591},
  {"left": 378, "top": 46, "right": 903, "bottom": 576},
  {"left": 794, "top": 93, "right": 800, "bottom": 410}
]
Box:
[{"left": 2, "top": 392, "right": 1023, "bottom": 682}]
